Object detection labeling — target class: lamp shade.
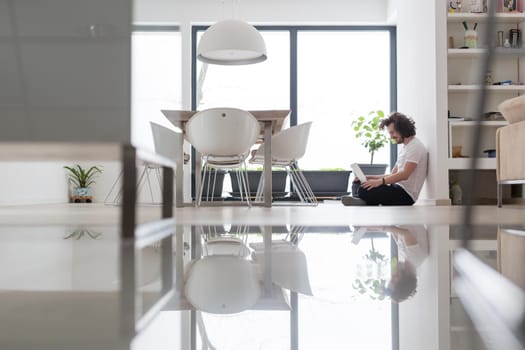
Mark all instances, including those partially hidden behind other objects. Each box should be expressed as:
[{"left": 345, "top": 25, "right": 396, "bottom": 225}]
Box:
[{"left": 197, "top": 19, "right": 267, "bottom": 65}]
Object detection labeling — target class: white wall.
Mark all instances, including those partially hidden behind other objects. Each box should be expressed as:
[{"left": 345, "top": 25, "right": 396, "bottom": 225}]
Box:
[
  {"left": 135, "top": 0, "right": 388, "bottom": 24},
  {"left": 395, "top": 0, "right": 449, "bottom": 203},
  {"left": 0, "top": 162, "right": 68, "bottom": 205}
]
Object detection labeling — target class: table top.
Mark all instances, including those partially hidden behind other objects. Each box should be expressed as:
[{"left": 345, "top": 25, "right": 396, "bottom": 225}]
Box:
[{"left": 161, "top": 109, "right": 290, "bottom": 136}]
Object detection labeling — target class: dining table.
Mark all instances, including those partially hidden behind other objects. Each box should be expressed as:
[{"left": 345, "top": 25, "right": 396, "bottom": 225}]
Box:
[{"left": 161, "top": 109, "right": 291, "bottom": 208}]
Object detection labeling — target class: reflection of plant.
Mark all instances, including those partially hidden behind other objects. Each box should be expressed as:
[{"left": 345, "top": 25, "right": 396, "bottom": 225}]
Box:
[
  {"left": 351, "top": 110, "right": 391, "bottom": 164},
  {"left": 64, "top": 164, "right": 102, "bottom": 188},
  {"left": 352, "top": 238, "right": 390, "bottom": 300},
  {"left": 64, "top": 228, "right": 102, "bottom": 240}
]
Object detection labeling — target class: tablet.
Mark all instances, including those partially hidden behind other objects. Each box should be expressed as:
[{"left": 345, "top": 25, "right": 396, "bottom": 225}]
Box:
[{"left": 350, "top": 163, "right": 367, "bottom": 182}]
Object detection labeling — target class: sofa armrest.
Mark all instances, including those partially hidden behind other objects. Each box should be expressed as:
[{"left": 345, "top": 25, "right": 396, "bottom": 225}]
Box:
[{"left": 496, "top": 120, "right": 525, "bottom": 182}]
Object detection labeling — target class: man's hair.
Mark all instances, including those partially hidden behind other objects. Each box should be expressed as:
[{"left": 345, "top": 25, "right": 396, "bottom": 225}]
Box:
[
  {"left": 384, "top": 262, "right": 418, "bottom": 303},
  {"left": 379, "top": 112, "right": 416, "bottom": 138}
]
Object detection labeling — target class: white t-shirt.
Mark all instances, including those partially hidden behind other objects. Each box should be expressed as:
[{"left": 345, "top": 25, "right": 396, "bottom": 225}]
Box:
[
  {"left": 395, "top": 137, "right": 428, "bottom": 201},
  {"left": 392, "top": 225, "right": 429, "bottom": 268}
]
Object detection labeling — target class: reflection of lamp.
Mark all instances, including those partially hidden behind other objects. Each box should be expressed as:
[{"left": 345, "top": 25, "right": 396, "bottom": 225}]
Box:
[
  {"left": 185, "top": 256, "right": 260, "bottom": 314},
  {"left": 197, "top": 19, "right": 267, "bottom": 65}
]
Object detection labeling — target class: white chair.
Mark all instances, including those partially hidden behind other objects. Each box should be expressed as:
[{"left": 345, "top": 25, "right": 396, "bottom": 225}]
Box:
[
  {"left": 249, "top": 122, "right": 317, "bottom": 205},
  {"left": 104, "top": 122, "right": 181, "bottom": 205},
  {"left": 186, "top": 107, "right": 260, "bottom": 207}
]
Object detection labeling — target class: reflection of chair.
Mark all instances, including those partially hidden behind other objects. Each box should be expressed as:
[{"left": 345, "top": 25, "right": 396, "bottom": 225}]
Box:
[
  {"left": 249, "top": 122, "right": 317, "bottom": 205},
  {"left": 104, "top": 122, "right": 180, "bottom": 205},
  {"left": 250, "top": 227, "right": 313, "bottom": 295},
  {"left": 186, "top": 108, "right": 259, "bottom": 207},
  {"left": 185, "top": 227, "right": 259, "bottom": 314}
]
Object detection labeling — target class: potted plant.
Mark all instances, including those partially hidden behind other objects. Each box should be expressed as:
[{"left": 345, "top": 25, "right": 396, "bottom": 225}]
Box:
[
  {"left": 351, "top": 110, "right": 391, "bottom": 175},
  {"left": 64, "top": 164, "right": 102, "bottom": 203},
  {"left": 200, "top": 169, "right": 227, "bottom": 201},
  {"left": 295, "top": 167, "right": 351, "bottom": 199},
  {"left": 230, "top": 168, "right": 287, "bottom": 199}
]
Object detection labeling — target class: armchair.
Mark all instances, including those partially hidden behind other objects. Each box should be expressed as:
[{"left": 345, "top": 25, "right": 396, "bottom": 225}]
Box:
[{"left": 496, "top": 95, "right": 525, "bottom": 207}]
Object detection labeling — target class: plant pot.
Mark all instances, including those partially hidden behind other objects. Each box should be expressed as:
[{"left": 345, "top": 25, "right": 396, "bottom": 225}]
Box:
[
  {"left": 358, "top": 163, "right": 388, "bottom": 176},
  {"left": 71, "top": 187, "right": 93, "bottom": 203},
  {"left": 295, "top": 170, "right": 351, "bottom": 197},
  {"left": 201, "top": 169, "right": 226, "bottom": 200},
  {"left": 230, "top": 171, "right": 287, "bottom": 196}
]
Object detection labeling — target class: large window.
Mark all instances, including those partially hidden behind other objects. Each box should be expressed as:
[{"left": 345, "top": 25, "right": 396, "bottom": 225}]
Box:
[
  {"left": 192, "top": 26, "right": 395, "bottom": 171},
  {"left": 132, "top": 27, "right": 182, "bottom": 150},
  {"left": 297, "top": 31, "right": 392, "bottom": 169}
]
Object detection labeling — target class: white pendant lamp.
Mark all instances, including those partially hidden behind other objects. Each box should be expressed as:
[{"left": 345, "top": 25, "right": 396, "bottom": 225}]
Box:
[{"left": 197, "top": 19, "right": 267, "bottom": 65}]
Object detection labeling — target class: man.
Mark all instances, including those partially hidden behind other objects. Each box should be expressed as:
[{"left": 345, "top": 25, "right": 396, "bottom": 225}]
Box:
[
  {"left": 382, "top": 225, "right": 429, "bottom": 302},
  {"left": 343, "top": 112, "right": 427, "bottom": 206}
]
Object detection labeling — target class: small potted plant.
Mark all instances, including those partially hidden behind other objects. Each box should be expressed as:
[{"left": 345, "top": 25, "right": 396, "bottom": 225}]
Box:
[
  {"left": 64, "top": 164, "right": 102, "bottom": 203},
  {"left": 351, "top": 110, "right": 391, "bottom": 175}
]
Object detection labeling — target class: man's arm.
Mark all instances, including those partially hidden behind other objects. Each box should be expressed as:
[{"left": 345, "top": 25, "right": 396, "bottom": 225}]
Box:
[
  {"left": 383, "top": 162, "right": 416, "bottom": 184},
  {"left": 361, "top": 162, "right": 417, "bottom": 189}
]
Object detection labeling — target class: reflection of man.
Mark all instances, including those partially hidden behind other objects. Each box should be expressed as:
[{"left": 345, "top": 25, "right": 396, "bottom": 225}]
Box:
[
  {"left": 343, "top": 112, "right": 428, "bottom": 206},
  {"left": 384, "top": 226, "right": 429, "bottom": 303}
]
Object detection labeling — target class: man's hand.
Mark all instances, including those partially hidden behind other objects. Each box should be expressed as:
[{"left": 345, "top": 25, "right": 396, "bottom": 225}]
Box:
[{"left": 361, "top": 178, "right": 383, "bottom": 190}]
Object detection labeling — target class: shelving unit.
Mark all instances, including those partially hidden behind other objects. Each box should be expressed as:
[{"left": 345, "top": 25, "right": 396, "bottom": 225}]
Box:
[
  {"left": 448, "top": 85, "right": 525, "bottom": 92},
  {"left": 445, "top": 9, "right": 525, "bottom": 205},
  {"left": 447, "top": 157, "right": 496, "bottom": 170},
  {"left": 447, "top": 12, "right": 525, "bottom": 23}
]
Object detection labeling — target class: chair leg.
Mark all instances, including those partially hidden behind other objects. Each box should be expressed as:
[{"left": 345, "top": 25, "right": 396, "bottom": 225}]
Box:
[
  {"left": 255, "top": 175, "right": 264, "bottom": 202},
  {"left": 145, "top": 166, "right": 155, "bottom": 203},
  {"left": 289, "top": 167, "right": 306, "bottom": 203},
  {"left": 197, "top": 158, "right": 208, "bottom": 207},
  {"left": 497, "top": 182, "right": 502, "bottom": 208},
  {"left": 205, "top": 167, "right": 212, "bottom": 202},
  {"left": 211, "top": 168, "right": 218, "bottom": 201},
  {"left": 295, "top": 163, "right": 318, "bottom": 205},
  {"left": 236, "top": 169, "right": 244, "bottom": 202},
  {"left": 290, "top": 162, "right": 317, "bottom": 206},
  {"left": 104, "top": 170, "right": 123, "bottom": 205},
  {"left": 241, "top": 160, "right": 252, "bottom": 208}
]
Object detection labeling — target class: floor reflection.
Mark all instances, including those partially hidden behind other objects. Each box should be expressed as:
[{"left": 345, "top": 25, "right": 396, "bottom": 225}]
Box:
[{"left": 0, "top": 224, "right": 523, "bottom": 350}]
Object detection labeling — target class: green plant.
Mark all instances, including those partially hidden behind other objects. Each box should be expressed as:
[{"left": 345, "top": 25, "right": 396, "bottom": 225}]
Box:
[
  {"left": 63, "top": 228, "right": 102, "bottom": 240},
  {"left": 352, "top": 237, "right": 392, "bottom": 301},
  {"left": 64, "top": 164, "right": 102, "bottom": 188},
  {"left": 352, "top": 110, "right": 391, "bottom": 164}
]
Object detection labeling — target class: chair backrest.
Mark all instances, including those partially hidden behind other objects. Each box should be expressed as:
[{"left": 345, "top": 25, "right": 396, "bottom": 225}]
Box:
[
  {"left": 150, "top": 122, "right": 179, "bottom": 161},
  {"left": 256, "top": 121, "right": 312, "bottom": 161},
  {"left": 186, "top": 108, "right": 260, "bottom": 156}
]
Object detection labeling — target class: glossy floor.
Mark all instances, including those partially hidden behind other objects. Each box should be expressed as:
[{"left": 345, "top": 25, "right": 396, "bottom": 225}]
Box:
[{"left": 1, "top": 206, "right": 523, "bottom": 350}]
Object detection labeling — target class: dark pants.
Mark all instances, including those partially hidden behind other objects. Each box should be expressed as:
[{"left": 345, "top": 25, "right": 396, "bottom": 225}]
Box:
[{"left": 352, "top": 181, "right": 414, "bottom": 206}]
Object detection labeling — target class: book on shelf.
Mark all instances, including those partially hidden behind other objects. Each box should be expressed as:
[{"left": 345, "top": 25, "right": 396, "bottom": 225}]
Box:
[{"left": 448, "top": 117, "right": 465, "bottom": 122}]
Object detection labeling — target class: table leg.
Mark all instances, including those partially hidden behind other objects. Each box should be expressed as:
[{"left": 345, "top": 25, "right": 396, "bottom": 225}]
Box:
[
  {"left": 264, "top": 121, "right": 272, "bottom": 208},
  {"left": 174, "top": 123, "right": 184, "bottom": 208},
  {"left": 263, "top": 225, "right": 272, "bottom": 296}
]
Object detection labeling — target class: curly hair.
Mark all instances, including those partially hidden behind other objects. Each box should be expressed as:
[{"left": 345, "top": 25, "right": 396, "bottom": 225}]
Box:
[
  {"left": 379, "top": 112, "right": 416, "bottom": 138},
  {"left": 384, "top": 262, "right": 418, "bottom": 303}
]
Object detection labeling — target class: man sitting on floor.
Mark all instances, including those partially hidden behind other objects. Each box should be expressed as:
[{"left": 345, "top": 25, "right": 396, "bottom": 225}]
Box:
[{"left": 343, "top": 112, "right": 428, "bottom": 206}]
